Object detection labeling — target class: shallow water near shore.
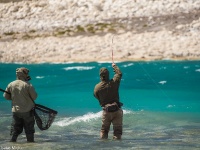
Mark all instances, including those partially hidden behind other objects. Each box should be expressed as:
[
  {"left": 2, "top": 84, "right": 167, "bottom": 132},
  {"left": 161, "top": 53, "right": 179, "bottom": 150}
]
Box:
[{"left": 0, "top": 61, "right": 200, "bottom": 149}]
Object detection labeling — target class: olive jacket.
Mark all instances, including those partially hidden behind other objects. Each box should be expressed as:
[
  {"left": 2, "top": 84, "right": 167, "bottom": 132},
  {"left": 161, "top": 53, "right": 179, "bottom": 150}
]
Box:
[{"left": 94, "top": 65, "right": 122, "bottom": 107}]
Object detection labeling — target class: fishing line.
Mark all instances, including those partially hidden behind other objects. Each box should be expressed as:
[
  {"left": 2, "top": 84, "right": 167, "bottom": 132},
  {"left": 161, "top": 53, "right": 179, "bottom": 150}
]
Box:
[
  {"left": 108, "top": 24, "right": 170, "bottom": 101},
  {"left": 124, "top": 12, "right": 172, "bottom": 101},
  {"left": 137, "top": 62, "right": 172, "bottom": 101}
]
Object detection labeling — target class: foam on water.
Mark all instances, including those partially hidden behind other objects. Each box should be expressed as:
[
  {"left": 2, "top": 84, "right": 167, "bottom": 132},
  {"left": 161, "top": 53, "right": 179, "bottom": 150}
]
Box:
[
  {"left": 36, "top": 76, "right": 45, "bottom": 79},
  {"left": 158, "top": 80, "right": 167, "bottom": 84},
  {"left": 55, "top": 111, "right": 102, "bottom": 127},
  {"left": 183, "top": 66, "right": 190, "bottom": 69},
  {"left": 195, "top": 69, "right": 200, "bottom": 72},
  {"left": 55, "top": 110, "right": 132, "bottom": 127},
  {"left": 122, "top": 63, "right": 134, "bottom": 67},
  {"left": 63, "top": 66, "right": 95, "bottom": 71}
]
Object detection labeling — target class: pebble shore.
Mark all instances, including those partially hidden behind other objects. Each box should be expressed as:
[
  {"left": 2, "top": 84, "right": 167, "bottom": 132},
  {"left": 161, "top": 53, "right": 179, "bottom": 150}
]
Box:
[{"left": 0, "top": 0, "right": 200, "bottom": 63}]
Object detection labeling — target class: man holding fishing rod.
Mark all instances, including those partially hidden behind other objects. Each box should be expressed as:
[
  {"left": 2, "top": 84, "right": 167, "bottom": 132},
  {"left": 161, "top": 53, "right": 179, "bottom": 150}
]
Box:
[
  {"left": 3, "top": 67, "right": 37, "bottom": 142},
  {"left": 94, "top": 63, "right": 123, "bottom": 140}
]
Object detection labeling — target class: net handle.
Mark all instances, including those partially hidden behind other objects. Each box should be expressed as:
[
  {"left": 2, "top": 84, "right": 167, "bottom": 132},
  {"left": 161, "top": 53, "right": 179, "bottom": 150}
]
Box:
[
  {"left": 0, "top": 88, "right": 10, "bottom": 94},
  {"left": 0, "top": 87, "right": 36, "bottom": 104},
  {"left": 1, "top": 87, "right": 57, "bottom": 114}
]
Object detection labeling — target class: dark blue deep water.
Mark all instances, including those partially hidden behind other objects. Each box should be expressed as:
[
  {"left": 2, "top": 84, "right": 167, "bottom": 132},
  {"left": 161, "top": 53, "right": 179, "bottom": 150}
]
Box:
[{"left": 0, "top": 61, "right": 200, "bottom": 150}]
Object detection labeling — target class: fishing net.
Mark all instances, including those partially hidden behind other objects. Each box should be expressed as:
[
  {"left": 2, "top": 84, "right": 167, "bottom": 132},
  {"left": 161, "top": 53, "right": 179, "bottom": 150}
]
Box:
[
  {"left": 0, "top": 88, "right": 58, "bottom": 130},
  {"left": 34, "top": 104, "right": 58, "bottom": 131}
]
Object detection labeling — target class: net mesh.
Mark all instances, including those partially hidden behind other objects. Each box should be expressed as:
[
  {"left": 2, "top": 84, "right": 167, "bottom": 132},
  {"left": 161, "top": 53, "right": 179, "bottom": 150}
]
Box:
[{"left": 34, "top": 104, "right": 58, "bottom": 130}]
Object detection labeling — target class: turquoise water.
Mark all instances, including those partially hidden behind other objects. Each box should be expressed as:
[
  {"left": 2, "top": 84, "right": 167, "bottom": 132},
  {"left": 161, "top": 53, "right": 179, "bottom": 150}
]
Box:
[{"left": 0, "top": 61, "right": 200, "bottom": 150}]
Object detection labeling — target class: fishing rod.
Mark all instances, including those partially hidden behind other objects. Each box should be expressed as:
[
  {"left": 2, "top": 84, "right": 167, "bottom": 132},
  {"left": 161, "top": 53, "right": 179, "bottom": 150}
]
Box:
[
  {"left": 0, "top": 88, "right": 10, "bottom": 94},
  {"left": 111, "top": 34, "right": 115, "bottom": 63}
]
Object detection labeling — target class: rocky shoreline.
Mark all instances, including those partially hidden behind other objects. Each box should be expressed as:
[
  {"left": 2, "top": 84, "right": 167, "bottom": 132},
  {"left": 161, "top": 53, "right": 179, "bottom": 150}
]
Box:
[{"left": 0, "top": 0, "right": 200, "bottom": 63}]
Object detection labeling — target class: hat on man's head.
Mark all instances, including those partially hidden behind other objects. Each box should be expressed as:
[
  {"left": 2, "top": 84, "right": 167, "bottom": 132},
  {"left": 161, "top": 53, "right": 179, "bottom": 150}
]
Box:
[
  {"left": 99, "top": 67, "right": 109, "bottom": 75},
  {"left": 99, "top": 67, "right": 109, "bottom": 81},
  {"left": 16, "top": 67, "right": 29, "bottom": 74},
  {"left": 16, "top": 67, "right": 30, "bottom": 81}
]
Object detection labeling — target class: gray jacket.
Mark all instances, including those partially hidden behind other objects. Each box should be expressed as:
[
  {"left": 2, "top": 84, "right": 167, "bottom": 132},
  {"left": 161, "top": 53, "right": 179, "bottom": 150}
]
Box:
[{"left": 4, "top": 80, "right": 37, "bottom": 112}]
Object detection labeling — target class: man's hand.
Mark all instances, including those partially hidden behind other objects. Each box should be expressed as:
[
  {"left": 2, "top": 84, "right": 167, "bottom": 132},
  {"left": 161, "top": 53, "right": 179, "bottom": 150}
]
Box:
[{"left": 112, "top": 63, "right": 116, "bottom": 68}]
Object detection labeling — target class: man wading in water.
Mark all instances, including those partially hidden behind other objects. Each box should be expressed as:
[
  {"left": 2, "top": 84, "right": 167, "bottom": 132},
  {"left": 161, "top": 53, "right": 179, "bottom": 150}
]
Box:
[
  {"left": 94, "top": 63, "right": 123, "bottom": 140},
  {"left": 3, "top": 67, "right": 37, "bottom": 142}
]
